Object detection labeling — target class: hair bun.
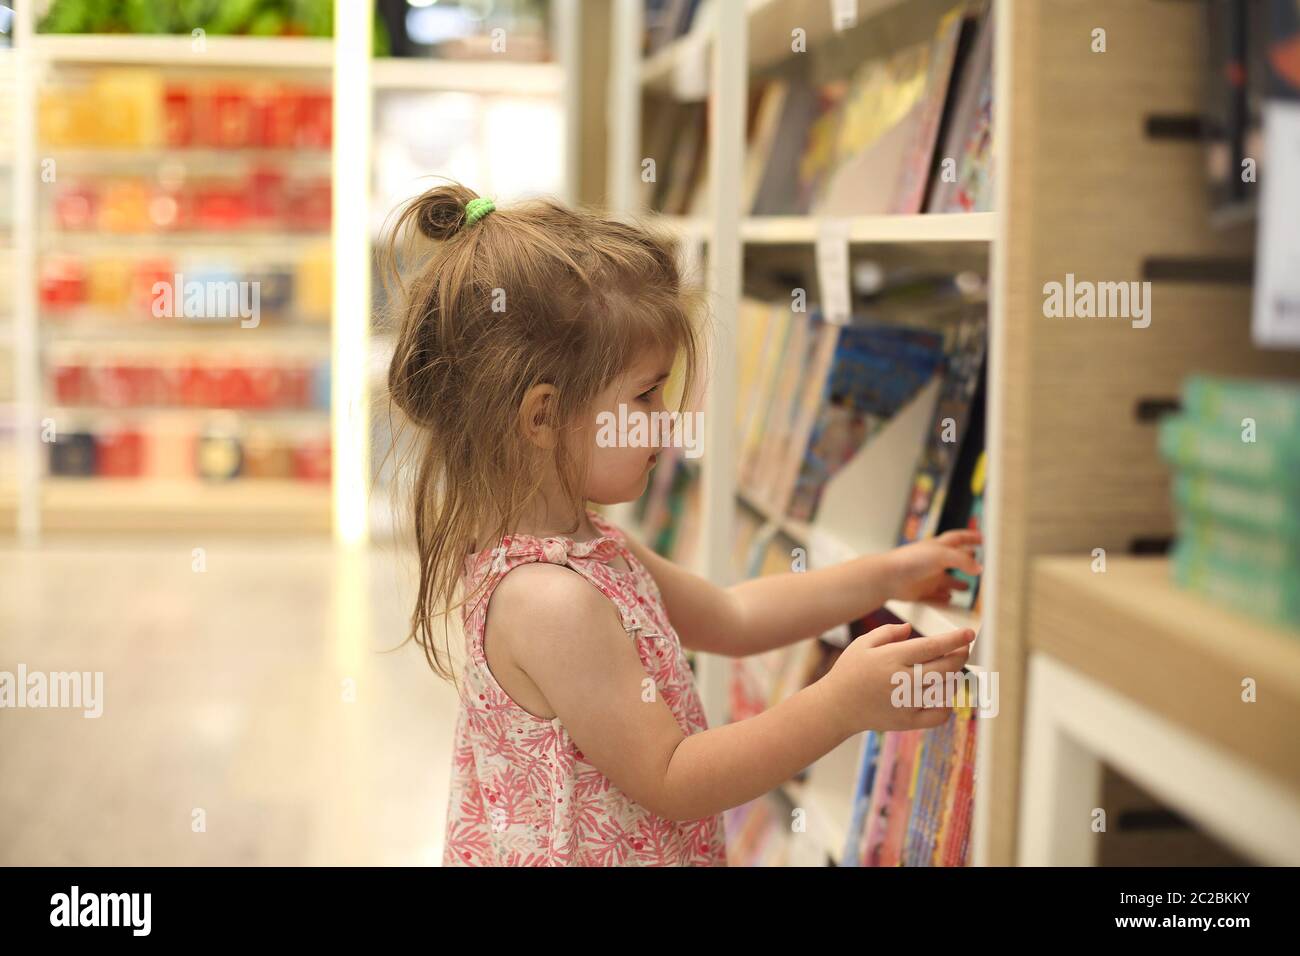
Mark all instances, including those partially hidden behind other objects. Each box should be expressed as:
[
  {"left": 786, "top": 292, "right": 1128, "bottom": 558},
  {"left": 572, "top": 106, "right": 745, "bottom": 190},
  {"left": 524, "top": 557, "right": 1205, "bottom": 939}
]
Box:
[{"left": 411, "top": 183, "right": 481, "bottom": 241}]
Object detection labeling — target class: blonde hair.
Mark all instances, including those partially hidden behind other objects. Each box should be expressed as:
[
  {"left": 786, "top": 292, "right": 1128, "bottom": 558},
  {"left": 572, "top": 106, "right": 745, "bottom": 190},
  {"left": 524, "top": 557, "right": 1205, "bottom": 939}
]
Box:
[{"left": 381, "top": 182, "right": 702, "bottom": 681}]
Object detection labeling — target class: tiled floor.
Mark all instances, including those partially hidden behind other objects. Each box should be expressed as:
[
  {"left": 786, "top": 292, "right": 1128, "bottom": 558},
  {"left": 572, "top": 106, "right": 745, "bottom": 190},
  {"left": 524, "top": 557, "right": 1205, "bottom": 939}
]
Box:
[{"left": 0, "top": 537, "right": 459, "bottom": 865}]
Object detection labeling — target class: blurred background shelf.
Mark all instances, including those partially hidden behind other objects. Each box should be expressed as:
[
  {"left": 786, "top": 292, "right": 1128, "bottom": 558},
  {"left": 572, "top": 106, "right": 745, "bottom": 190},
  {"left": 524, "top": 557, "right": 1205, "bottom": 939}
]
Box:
[
  {"left": 31, "top": 34, "right": 334, "bottom": 68},
  {"left": 372, "top": 56, "right": 562, "bottom": 94},
  {"left": 42, "top": 477, "right": 330, "bottom": 533}
]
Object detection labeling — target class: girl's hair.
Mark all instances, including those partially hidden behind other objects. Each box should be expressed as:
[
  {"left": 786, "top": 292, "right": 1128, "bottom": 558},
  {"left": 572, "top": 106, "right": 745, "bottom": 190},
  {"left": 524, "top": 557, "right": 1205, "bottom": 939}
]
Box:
[{"left": 381, "top": 181, "right": 702, "bottom": 681}]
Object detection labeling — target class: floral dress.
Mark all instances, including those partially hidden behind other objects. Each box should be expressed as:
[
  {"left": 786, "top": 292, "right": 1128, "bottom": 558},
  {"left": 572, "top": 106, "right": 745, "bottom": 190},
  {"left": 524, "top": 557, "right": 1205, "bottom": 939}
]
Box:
[{"left": 442, "top": 511, "right": 727, "bottom": 866}]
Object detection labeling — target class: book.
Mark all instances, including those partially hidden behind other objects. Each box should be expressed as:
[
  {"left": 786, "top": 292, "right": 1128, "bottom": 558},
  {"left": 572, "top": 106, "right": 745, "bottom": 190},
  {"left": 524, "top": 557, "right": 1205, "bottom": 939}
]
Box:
[
  {"left": 751, "top": 72, "right": 821, "bottom": 215},
  {"left": 840, "top": 732, "right": 882, "bottom": 867},
  {"left": 787, "top": 321, "right": 947, "bottom": 522},
  {"left": 1178, "top": 514, "right": 1300, "bottom": 574},
  {"left": 948, "top": 449, "right": 987, "bottom": 610},
  {"left": 1159, "top": 415, "right": 1300, "bottom": 485},
  {"left": 1182, "top": 375, "right": 1300, "bottom": 435},
  {"left": 927, "top": 4, "right": 994, "bottom": 214},
  {"left": 897, "top": 311, "right": 988, "bottom": 544},
  {"left": 1172, "top": 538, "right": 1300, "bottom": 631},
  {"left": 1173, "top": 471, "right": 1300, "bottom": 539},
  {"left": 892, "top": 7, "right": 971, "bottom": 214}
]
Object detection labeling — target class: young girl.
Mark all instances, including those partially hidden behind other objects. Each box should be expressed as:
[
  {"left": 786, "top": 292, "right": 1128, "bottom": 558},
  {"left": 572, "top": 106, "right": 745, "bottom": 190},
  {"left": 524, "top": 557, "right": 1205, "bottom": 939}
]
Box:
[{"left": 384, "top": 183, "right": 979, "bottom": 867}]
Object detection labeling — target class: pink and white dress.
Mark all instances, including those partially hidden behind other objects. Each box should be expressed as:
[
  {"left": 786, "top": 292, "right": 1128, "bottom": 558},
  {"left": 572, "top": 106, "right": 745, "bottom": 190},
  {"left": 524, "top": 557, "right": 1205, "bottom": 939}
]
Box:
[{"left": 442, "top": 511, "right": 727, "bottom": 866}]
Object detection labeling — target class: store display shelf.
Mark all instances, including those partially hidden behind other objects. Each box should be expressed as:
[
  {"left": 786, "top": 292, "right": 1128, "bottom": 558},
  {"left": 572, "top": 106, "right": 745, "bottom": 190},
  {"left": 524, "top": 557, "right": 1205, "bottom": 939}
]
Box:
[
  {"left": 42, "top": 477, "right": 331, "bottom": 533},
  {"left": 1031, "top": 556, "right": 1300, "bottom": 794},
  {"left": 48, "top": 404, "right": 328, "bottom": 422},
  {"left": 32, "top": 34, "right": 334, "bottom": 69},
  {"left": 42, "top": 232, "right": 330, "bottom": 250},
  {"left": 47, "top": 147, "right": 331, "bottom": 168},
  {"left": 43, "top": 322, "right": 331, "bottom": 342},
  {"left": 372, "top": 56, "right": 562, "bottom": 95},
  {"left": 647, "top": 214, "right": 995, "bottom": 245}
]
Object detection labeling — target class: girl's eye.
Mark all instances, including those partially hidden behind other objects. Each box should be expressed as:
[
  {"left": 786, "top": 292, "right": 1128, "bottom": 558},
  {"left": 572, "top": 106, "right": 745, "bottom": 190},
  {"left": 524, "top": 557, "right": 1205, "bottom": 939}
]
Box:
[{"left": 637, "top": 385, "right": 660, "bottom": 402}]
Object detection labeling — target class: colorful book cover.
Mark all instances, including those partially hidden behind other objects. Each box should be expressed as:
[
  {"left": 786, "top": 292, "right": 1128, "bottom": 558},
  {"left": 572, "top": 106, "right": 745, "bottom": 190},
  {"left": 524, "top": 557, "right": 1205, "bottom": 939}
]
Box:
[
  {"left": 892, "top": 6, "right": 969, "bottom": 214},
  {"left": 932, "top": 706, "right": 973, "bottom": 864},
  {"left": 897, "top": 312, "right": 988, "bottom": 544},
  {"left": 1173, "top": 471, "right": 1300, "bottom": 539},
  {"left": 927, "top": 5, "right": 994, "bottom": 214},
  {"left": 940, "top": 713, "right": 978, "bottom": 866},
  {"left": 1178, "top": 514, "right": 1300, "bottom": 573},
  {"left": 879, "top": 731, "right": 924, "bottom": 866},
  {"left": 859, "top": 731, "right": 902, "bottom": 867},
  {"left": 1183, "top": 375, "right": 1300, "bottom": 435},
  {"left": 1159, "top": 415, "right": 1300, "bottom": 484},
  {"left": 840, "top": 731, "right": 881, "bottom": 867},
  {"left": 766, "top": 317, "right": 842, "bottom": 516},
  {"left": 788, "top": 322, "right": 946, "bottom": 521},
  {"left": 748, "top": 312, "right": 817, "bottom": 505},
  {"left": 1172, "top": 539, "right": 1300, "bottom": 630},
  {"left": 740, "top": 309, "right": 802, "bottom": 493},
  {"left": 950, "top": 449, "right": 987, "bottom": 610}
]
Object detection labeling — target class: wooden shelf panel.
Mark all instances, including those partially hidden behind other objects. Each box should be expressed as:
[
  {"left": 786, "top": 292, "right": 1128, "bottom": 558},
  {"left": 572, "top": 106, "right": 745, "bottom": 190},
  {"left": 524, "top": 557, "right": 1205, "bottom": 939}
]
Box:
[
  {"left": 648, "top": 214, "right": 996, "bottom": 245},
  {"left": 42, "top": 478, "right": 331, "bottom": 534},
  {"left": 1030, "top": 556, "right": 1300, "bottom": 793},
  {"left": 743, "top": 213, "right": 996, "bottom": 245}
]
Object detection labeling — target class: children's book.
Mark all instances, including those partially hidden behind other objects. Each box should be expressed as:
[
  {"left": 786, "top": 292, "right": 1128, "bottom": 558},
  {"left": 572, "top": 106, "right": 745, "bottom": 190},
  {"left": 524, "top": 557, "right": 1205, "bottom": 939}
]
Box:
[
  {"left": 897, "top": 311, "right": 988, "bottom": 544},
  {"left": 787, "top": 322, "right": 946, "bottom": 522}
]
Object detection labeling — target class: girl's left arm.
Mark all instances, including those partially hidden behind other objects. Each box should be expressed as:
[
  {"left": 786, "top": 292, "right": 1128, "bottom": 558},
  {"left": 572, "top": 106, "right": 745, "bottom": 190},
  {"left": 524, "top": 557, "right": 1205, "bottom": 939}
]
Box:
[{"left": 622, "top": 528, "right": 982, "bottom": 657}]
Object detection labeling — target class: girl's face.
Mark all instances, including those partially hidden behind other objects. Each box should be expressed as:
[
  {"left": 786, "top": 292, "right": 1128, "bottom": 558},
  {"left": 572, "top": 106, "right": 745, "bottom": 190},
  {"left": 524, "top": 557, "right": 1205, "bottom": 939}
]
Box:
[{"left": 580, "top": 348, "right": 675, "bottom": 505}]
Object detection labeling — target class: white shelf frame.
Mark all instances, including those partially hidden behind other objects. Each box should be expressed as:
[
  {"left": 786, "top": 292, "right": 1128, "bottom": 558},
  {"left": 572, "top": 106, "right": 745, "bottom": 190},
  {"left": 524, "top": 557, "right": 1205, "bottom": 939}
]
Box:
[{"left": 1020, "top": 654, "right": 1300, "bottom": 866}]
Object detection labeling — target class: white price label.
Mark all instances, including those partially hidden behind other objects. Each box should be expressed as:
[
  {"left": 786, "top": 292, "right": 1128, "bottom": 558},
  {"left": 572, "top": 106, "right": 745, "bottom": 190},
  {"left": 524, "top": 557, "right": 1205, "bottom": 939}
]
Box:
[{"left": 815, "top": 218, "right": 852, "bottom": 326}]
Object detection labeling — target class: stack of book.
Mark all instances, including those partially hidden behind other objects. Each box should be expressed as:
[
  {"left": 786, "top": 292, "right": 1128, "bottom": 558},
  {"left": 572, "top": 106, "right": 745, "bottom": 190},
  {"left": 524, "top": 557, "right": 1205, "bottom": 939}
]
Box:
[
  {"left": 735, "top": 298, "right": 947, "bottom": 521},
  {"left": 1158, "top": 376, "right": 1300, "bottom": 632},
  {"left": 842, "top": 701, "right": 978, "bottom": 866}
]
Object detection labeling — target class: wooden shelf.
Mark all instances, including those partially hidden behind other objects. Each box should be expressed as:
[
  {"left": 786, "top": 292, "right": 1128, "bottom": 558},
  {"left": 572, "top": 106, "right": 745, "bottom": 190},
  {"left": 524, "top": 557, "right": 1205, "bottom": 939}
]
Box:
[
  {"left": 372, "top": 57, "right": 562, "bottom": 95},
  {"left": 32, "top": 34, "right": 333, "bottom": 69},
  {"left": 648, "top": 213, "right": 996, "bottom": 245},
  {"left": 743, "top": 213, "right": 996, "bottom": 245},
  {"left": 1030, "top": 556, "right": 1300, "bottom": 794},
  {"left": 42, "top": 478, "right": 331, "bottom": 534}
]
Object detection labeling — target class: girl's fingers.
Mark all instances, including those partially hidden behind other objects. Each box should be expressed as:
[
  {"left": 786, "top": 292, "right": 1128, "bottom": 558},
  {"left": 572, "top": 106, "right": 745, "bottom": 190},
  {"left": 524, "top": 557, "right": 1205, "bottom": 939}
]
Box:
[
  {"left": 944, "top": 548, "right": 982, "bottom": 576},
  {"left": 862, "top": 621, "right": 912, "bottom": 647},
  {"left": 904, "top": 707, "right": 953, "bottom": 729},
  {"left": 919, "top": 648, "right": 971, "bottom": 679},
  {"left": 896, "top": 628, "right": 975, "bottom": 664},
  {"left": 943, "top": 573, "right": 970, "bottom": 591},
  {"left": 938, "top": 529, "right": 982, "bottom": 548}
]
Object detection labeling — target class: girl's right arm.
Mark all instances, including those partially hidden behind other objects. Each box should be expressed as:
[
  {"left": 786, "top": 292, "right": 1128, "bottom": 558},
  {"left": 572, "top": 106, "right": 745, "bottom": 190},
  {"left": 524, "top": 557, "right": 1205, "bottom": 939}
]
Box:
[{"left": 490, "top": 563, "right": 973, "bottom": 823}]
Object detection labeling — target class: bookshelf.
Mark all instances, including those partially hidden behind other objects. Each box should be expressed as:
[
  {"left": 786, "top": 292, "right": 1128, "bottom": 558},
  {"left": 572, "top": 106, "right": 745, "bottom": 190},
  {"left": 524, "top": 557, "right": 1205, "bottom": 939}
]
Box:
[
  {"left": 613, "top": 0, "right": 1300, "bottom": 868},
  {"left": 612, "top": 0, "right": 997, "bottom": 867}
]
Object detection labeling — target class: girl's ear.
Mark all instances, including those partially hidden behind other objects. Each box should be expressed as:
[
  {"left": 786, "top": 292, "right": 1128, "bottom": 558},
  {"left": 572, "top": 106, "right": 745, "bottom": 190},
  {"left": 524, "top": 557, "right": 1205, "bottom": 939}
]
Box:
[{"left": 518, "top": 383, "right": 559, "bottom": 449}]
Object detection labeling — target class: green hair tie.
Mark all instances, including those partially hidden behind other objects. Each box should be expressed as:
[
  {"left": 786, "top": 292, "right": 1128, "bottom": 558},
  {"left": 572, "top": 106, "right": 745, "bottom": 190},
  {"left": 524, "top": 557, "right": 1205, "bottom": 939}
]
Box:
[{"left": 464, "top": 197, "right": 496, "bottom": 228}]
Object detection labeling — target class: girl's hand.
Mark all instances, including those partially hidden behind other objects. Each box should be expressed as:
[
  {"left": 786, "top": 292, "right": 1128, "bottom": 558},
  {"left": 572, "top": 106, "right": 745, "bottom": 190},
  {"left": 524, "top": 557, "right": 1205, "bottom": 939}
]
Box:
[
  {"left": 818, "top": 622, "right": 974, "bottom": 736},
  {"left": 885, "top": 529, "right": 983, "bottom": 603}
]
